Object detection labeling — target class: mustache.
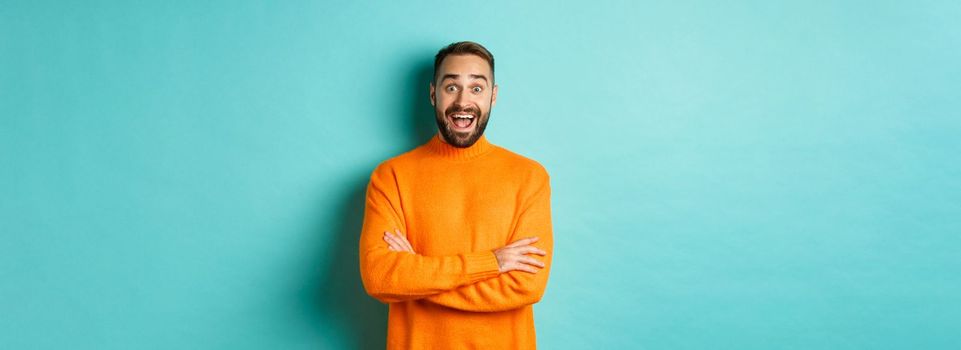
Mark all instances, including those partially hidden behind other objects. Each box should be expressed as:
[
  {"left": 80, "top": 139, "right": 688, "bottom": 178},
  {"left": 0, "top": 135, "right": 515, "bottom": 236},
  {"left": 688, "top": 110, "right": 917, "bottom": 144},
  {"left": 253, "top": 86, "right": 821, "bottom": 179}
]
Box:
[{"left": 445, "top": 105, "right": 479, "bottom": 117}]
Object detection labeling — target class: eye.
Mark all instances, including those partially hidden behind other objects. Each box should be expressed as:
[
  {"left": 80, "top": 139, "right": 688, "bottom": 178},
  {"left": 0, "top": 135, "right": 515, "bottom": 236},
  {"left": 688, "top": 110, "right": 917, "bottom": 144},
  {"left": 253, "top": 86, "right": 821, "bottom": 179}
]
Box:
[
  {"left": 472, "top": 86, "right": 483, "bottom": 93},
  {"left": 446, "top": 85, "right": 457, "bottom": 92}
]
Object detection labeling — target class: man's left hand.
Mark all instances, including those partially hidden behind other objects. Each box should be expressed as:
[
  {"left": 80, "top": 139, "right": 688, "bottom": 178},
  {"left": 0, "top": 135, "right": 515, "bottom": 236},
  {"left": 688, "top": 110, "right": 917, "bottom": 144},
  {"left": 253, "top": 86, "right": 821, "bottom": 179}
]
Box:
[{"left": 384, "top": 228, "right": 416, "bottom": 254}]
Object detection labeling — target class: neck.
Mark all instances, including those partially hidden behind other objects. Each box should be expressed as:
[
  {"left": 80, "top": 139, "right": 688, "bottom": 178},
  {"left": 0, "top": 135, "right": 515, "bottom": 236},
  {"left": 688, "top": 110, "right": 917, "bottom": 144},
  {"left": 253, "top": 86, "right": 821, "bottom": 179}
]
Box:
[{"left": 425, "top": 132, "right": 493, "bottom": 161}]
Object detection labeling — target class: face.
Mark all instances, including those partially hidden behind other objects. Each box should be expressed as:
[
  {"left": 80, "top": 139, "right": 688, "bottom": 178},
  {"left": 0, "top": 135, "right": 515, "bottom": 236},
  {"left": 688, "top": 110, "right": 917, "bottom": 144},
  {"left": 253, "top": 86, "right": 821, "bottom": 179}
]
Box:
[{"left": 430, "top": 54, "right": 498, "bottom": 148}]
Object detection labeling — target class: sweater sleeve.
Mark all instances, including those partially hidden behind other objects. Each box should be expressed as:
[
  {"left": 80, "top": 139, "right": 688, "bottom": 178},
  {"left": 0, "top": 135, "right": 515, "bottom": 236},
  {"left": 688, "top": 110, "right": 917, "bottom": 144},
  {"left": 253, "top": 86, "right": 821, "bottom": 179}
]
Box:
[
  {"left": 424, "top": 171, "right": 554, "bottom": 312},
  {"left": 359, "top": 164, "right": 502, "bottom": 304}
]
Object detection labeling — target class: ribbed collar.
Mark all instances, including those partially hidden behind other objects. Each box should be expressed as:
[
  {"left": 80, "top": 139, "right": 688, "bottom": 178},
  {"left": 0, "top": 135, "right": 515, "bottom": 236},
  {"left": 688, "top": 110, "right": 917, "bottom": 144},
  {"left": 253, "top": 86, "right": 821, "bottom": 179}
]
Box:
[{"left": 424, "top": 133, "right": 494, "bottom": 161}]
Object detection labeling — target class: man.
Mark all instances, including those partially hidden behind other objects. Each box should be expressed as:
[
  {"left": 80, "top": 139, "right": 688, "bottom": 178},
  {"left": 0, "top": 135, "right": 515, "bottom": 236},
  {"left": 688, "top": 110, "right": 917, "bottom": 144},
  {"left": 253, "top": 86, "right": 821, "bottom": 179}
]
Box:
[{"left": 359, "top": 41, "right": 553, "bottom": 349}]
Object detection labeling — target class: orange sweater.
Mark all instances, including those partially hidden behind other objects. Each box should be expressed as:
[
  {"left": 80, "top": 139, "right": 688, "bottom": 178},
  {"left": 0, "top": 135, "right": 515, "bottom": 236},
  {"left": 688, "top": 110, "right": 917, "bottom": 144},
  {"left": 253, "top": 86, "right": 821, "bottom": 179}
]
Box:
[{"left": 359, "top": 134, "right": 553, "bottom": 349}]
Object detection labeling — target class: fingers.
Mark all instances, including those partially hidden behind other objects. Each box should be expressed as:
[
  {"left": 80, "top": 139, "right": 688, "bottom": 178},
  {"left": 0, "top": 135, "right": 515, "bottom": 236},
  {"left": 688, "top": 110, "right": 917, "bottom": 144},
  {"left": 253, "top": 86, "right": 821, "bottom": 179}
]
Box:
[
  {"left": 493, "top": 250, "right": 547, "bottom": 274},
  {"left": 518, "top": 255, "right": 546, "bottom": 268},
  {"left": 383, "top": 229, "right": 415, "bottom": 254},
  {"left": 516, "top": 246, "right": 547, "bottom": 256},
  {"left": 391, "top": 229, "right": 414, "bottom": 253},
  {"left": 383, "top": 232, "right": 405, "bottom": 251},
  {"left": 492, "top": 235, "right": 548, "bottom": 274},
  {"left": 507, "top": 261, "right": 540, "bottom": 274},
  {"left": 503, "top": 256, "right": 545, "bottom": 274},
  {"left": 496, "top": 245, "right": 546, "bottom": 257},
  {"left": 394, "top": 229, "right": 414, "bottom": 252},
  {"left": 504, "top": 236, "right": 539, "bottom": 248}
]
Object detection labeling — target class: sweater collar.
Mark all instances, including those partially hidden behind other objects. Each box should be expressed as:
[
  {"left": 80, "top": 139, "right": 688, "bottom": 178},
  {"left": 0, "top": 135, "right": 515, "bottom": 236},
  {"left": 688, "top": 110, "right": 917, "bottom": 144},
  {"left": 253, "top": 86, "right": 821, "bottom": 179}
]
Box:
[{"left": 424, "top": 133, "right": 494, "bottom": 161}]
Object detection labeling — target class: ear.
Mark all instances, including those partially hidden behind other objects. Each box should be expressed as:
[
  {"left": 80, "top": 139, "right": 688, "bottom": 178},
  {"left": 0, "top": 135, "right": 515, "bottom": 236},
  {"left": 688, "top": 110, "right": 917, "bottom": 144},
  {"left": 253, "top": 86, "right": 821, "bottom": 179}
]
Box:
[
  {"left": 429, "top": 83, "right": 436, "bottom": 106},
  {"left": 491, "top": 84, "right": 498, "bottom": 108}
]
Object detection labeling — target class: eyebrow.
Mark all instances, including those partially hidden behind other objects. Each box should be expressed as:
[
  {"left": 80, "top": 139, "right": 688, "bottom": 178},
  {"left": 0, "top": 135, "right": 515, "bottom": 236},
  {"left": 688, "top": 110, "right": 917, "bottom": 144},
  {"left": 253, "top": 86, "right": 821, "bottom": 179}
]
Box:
[{"left": 440, "top": 74, "right": 490, "bottom": 84}]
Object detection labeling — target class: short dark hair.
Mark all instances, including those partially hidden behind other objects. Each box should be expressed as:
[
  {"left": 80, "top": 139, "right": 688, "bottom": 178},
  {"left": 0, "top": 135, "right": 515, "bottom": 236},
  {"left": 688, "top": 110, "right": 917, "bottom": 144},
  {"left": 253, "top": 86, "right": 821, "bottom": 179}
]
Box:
[{"left": 432, "top": 41, "right": 495, "bottom": 84}]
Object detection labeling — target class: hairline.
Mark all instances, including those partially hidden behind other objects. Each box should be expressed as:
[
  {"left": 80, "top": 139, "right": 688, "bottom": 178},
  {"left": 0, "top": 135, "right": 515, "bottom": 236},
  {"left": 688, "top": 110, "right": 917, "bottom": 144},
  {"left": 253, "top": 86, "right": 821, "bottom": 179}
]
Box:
[{"left": 432, "top": 53, "right": 495, "bottom": 85}]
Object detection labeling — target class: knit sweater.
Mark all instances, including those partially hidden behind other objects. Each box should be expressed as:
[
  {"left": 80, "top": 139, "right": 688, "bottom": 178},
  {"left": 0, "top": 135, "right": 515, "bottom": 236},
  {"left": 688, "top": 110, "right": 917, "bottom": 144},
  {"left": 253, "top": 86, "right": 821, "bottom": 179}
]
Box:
[{"left": 359, "top": 133, "right": 553, "bottom": 349}]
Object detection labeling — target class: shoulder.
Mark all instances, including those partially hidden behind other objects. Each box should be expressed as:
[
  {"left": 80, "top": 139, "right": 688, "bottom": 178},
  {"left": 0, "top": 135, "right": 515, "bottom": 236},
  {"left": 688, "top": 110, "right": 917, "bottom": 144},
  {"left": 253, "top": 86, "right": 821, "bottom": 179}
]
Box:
[
  {"left": 492, "top": 145, "right": 551, "bottom": 183},
  {"left": 368, "top": 146, "right": 423, "bottom": 182}
]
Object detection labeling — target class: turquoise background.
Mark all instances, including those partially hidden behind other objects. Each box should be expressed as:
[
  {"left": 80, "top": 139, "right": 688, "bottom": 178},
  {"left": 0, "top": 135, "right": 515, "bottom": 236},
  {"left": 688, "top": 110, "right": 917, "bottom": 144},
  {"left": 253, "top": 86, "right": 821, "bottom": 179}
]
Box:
[{"left": 2, "top": 1, "right": 959, "bottom": 349}]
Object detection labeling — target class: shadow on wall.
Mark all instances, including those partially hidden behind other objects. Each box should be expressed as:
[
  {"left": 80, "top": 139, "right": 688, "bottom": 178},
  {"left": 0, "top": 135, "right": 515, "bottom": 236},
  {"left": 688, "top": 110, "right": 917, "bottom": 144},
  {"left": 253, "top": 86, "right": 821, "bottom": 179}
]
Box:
[
  {"left": 310, "top": 57, "right": 436, "bottom": 349},
  {"left": 407, "top": 58, "right": 439, "bottom": 146}
]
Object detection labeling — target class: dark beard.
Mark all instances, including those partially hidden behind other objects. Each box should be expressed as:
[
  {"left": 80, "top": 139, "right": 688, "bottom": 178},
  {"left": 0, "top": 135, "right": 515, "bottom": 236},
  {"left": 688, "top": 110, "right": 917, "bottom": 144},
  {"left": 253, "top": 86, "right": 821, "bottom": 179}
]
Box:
[{"left": 434, "top": 104, "right": 491, "bottom": 148}]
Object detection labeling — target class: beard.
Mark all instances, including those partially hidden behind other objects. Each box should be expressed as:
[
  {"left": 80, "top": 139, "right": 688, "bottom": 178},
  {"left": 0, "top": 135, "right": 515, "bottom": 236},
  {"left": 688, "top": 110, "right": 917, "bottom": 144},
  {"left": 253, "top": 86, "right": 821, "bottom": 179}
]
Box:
[{"left": 433, "top": 103, "right": 491, "bottom": 148}]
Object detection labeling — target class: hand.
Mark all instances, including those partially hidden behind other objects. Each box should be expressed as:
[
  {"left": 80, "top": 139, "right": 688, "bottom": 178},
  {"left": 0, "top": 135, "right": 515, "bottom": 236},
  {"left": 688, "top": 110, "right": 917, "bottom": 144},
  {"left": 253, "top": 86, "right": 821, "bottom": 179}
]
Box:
[
  {"left": 384, "top": 228, "right": 416, "bottom": 254},
  {"left": 493, "top": 236, "right": 547, "bottom": 274}
]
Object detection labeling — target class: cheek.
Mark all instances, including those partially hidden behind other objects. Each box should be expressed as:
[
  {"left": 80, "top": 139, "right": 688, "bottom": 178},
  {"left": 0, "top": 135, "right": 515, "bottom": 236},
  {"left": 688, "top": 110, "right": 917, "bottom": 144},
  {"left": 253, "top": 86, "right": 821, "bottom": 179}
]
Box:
[{"left": 478, "top": 98, "right": 492, "bottom": 111}]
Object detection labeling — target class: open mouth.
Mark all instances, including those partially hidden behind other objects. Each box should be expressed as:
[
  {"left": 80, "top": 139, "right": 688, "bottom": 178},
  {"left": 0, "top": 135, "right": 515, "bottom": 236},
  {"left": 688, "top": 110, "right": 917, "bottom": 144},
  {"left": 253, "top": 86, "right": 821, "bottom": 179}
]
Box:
[{"left": 447, "top": 113, "right": 476, "bottom": 132}]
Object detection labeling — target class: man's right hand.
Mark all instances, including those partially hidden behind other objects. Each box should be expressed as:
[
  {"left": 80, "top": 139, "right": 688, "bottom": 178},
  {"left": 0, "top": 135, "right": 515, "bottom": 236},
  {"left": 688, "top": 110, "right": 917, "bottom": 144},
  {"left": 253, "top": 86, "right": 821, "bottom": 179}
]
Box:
[{"left": 493, "top": 237, "right": 547, "bottom": 274}]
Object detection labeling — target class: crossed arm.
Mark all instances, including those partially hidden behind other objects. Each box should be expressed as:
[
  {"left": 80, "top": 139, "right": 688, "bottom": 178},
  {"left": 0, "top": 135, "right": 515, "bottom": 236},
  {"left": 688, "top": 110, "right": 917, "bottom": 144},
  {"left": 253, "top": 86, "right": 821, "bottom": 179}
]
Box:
[
  {"left": 385, "top": 229, "right": 546, "bottom": 274},
  {"left": 358, "top": 165, "right": 553, "bottom": 312}
]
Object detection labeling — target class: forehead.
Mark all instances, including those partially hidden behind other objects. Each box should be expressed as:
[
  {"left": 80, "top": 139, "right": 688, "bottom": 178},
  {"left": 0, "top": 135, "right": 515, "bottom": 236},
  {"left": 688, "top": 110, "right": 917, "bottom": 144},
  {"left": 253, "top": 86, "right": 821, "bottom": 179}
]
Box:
[{"left": 437, "top": 54, "right": 492, "bottom": 78}]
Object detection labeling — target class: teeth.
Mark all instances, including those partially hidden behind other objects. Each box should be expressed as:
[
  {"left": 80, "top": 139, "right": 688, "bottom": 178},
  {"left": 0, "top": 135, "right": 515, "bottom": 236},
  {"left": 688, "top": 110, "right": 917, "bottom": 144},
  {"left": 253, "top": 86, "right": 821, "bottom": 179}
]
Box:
[{"left": 452, "top": 114, "right": 474, "bottom": 119}]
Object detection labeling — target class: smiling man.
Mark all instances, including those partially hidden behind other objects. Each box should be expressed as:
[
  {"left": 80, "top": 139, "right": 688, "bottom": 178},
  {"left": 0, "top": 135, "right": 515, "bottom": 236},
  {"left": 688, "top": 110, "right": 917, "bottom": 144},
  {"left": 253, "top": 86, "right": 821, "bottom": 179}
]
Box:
[{"left": 358, "top": 41, "right": 554, "bottom": 349}]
